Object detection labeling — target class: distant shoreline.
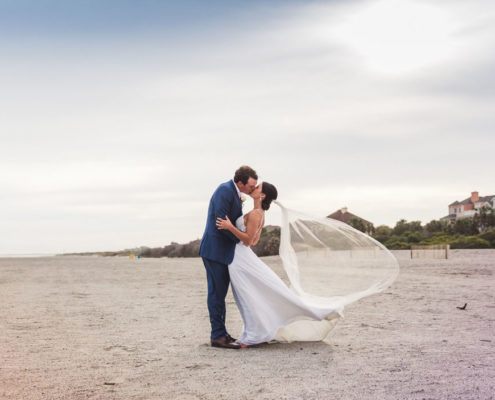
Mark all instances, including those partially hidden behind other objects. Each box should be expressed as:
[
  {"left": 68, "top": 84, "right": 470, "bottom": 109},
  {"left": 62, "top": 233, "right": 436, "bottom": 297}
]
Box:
[{"left": 0, "top": 253, "right": 56, "bottom": 258}]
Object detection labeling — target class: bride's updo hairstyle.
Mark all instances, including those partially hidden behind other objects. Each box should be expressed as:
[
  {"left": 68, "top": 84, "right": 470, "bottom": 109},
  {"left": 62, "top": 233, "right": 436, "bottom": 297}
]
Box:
[{"left": 261, "top": 182, "right": 278, "bottom": 211}]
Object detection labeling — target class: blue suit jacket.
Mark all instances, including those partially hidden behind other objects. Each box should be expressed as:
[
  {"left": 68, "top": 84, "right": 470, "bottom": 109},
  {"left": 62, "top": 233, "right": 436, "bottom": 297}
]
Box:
[{"left": 199, "top": 180, "right": 242, "bottom": 265}]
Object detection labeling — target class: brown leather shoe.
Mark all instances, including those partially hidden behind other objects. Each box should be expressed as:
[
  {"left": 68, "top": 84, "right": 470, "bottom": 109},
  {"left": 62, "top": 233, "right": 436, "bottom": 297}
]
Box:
[
  {"left": 226, "top": 334, "right": 237, "bottom": 343},
  {"left": 211, "top": 336, "right": 241, "bottom": 349}
]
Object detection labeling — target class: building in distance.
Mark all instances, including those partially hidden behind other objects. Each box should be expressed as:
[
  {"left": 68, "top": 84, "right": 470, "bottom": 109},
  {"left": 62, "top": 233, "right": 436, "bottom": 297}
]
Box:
[
  {"left": 327, "top": 207, "right": 374, "bottom": 234},
  {"left": 442, "top": 191, "right": 495, "bottom": 221}
]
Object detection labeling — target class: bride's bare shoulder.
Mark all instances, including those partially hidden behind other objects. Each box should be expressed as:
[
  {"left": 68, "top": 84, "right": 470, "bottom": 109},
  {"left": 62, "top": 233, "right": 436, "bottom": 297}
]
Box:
[
  {"left": 244, "top": 209, "right": 262, "bottom": 220},
  {"left": 245, "top": 209, "right": 264, "bottom": 225}
]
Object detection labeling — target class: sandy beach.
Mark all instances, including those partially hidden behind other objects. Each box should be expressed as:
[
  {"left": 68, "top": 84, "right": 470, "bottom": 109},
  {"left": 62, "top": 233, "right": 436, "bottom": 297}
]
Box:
[{"left": 1, "top": 250, "right": 494, "bottom": 400}]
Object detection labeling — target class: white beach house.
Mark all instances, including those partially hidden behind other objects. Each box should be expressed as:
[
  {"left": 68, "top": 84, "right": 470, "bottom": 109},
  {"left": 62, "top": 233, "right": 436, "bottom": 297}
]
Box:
[{"left": 442, "top": 191, "right": 495, "bottom": 221}]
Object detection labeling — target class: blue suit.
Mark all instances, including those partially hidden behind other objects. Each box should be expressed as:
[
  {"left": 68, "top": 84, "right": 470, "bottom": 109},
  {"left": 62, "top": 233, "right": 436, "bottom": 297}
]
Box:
[{"left": 199, "top": 180, "right": 242, "bottom": 339}]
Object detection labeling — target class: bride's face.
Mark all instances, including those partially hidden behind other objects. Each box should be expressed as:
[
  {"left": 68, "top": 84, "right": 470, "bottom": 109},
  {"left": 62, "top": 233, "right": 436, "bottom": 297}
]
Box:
[{"left": 249, "top": 183, "right": 265, "bottom": 200}]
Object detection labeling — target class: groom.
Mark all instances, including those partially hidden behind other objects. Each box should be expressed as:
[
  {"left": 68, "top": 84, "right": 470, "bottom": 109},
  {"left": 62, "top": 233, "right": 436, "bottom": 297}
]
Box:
[{"left": 199, "top": 165, "right": 258, "bottom": 349}]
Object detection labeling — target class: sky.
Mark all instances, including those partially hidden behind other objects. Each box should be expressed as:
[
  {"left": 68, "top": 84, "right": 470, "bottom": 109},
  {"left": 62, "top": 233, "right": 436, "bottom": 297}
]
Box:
[{"left": 1, "top": 0, "right": 494, "bottom": 254}]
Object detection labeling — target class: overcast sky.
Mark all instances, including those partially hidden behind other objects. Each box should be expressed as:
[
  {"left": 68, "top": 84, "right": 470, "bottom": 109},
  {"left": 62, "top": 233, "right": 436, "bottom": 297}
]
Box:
[{"left": 1, "top": 0, "right": 494, "bottom": 254}]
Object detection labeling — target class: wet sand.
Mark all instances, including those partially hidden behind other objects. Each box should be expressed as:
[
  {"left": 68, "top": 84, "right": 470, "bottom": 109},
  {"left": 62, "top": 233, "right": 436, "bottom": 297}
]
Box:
[{"left": 0, "top": 250, "right": 494, "bottom": 399}]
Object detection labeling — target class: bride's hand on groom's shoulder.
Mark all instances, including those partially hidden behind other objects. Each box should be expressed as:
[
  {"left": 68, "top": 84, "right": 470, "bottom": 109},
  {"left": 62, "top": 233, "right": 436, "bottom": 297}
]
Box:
[{"left": 216, "top": 216, "right": 233, "bottom": 231}]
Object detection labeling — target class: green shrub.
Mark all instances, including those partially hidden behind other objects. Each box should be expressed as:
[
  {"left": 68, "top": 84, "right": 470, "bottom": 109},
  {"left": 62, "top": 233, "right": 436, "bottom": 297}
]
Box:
[
  {"left": 405, "top": 231, "right": 424, "bottom": 243},
  {"left": 348, "top": 217, "right": 375, "bottom": 234},
  {"left": 393, "top": 220, "right": 422, "bottom": 236},
  {"left": 373, "top": 225, "right": 392, "bottom": 243},
  {"left": 479, "top": 228, "right": 495, "bottom": 244},
  {"left": 419, "top": 233, "right": 456, "bottom": 245},
  {"left": 425, "top": 219, "right": 450, "bottom": 233},
  {"left": 383, "top": 239, "right": 410, "bottom": 250},
  {"left": 452, "top": 218, "right": 479, "bottom": 235},
  {"left": 450, "top": 236, "right": 491, "bottom": 249}
]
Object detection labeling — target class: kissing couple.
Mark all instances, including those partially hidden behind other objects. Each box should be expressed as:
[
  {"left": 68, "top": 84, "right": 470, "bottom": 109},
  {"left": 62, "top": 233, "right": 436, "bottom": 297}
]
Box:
[{"left": 199, "top": 166, "right": 341, "bottom": 349}]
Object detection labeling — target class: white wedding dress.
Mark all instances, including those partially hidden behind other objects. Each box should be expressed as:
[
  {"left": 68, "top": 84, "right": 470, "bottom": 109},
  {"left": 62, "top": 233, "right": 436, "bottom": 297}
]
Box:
[{"left": 228, "top": 213, "right": 343, "bottom": 345}]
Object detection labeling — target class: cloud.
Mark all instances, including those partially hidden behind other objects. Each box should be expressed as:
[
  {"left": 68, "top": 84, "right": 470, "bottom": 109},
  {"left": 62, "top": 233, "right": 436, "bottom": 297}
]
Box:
[{"left": 1, "top": 0, "right": 494, "bottom": 252}]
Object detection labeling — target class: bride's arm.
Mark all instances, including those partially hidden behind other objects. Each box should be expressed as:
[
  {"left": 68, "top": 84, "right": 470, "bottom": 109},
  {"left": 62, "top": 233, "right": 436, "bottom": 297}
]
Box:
[{"left": 216, "top": 213, "right": 262, "bottom": 247}]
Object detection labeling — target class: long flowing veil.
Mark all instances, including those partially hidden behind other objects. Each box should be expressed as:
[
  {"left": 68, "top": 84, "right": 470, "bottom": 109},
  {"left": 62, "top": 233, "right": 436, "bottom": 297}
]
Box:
[{"left": 274, "top": 201, "right": 399, "bottom": 311}]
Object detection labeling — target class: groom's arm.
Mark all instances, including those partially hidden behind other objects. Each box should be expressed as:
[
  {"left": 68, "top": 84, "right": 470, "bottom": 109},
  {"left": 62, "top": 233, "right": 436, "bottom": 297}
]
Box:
[{"left": 213, "top": 187, "right": 240, "bottom": 243}]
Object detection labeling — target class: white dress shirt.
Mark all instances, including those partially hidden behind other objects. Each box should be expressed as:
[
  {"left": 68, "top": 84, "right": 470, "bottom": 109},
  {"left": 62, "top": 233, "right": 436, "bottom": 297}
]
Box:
[{"left": 232, "top": 179, "right": 241, "bottom": 199}]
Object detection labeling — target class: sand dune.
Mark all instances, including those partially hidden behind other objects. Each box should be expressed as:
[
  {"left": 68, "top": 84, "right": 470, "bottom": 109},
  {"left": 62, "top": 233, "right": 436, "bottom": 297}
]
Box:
[{"left": 0, "top": 250, "right": 494, "bottom": 399}]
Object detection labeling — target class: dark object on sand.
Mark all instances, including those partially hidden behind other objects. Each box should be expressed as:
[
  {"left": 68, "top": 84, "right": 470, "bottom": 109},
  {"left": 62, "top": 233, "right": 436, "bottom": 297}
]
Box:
[{"left": 456, "top": 303, "right": 467, "bottom": 310}]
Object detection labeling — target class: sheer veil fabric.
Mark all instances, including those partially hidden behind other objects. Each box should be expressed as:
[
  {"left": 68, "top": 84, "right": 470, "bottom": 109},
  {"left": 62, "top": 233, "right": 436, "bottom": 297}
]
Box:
[
  {"left": 272, "top": 201, "right": 400, "bottom": 342},
  {"left": 228, "top": 202, "right": 399, "bottom": 345}
]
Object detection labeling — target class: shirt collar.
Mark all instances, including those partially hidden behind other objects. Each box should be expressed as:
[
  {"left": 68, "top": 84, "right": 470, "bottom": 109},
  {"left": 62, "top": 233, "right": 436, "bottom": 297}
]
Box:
[{"left": 232, "top": 179, "right": 241, "bottom": 198}]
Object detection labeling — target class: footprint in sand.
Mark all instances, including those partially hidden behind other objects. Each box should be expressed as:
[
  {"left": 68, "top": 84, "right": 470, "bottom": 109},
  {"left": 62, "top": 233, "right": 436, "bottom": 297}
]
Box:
[{"left": 103, "top": 345, "right": 137, "bottom": 353}]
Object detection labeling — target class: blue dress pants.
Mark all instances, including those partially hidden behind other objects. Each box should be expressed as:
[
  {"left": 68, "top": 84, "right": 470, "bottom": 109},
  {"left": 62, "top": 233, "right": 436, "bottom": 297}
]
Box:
[{"left": 202, "top": 257, "right": 230, "bottom": 340}]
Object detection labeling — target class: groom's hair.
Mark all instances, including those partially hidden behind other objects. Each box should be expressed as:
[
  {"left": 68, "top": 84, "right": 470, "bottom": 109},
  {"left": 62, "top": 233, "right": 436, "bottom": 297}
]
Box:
[{"left": 234, "top": 166, "right": 258, "bottom": 184}]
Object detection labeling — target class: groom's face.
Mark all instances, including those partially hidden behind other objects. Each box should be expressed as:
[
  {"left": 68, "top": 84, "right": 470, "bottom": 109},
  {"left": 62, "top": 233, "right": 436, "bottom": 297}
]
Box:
[{"left": 239, "top": 177, "right": 257, "bottom": 194}]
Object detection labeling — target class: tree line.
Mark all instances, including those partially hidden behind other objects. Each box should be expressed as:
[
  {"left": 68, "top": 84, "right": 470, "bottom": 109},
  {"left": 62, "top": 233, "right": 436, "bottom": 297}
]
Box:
[
  {"left": 61, "top": 206, "right": 494, "bottom": 258},
  {"left": 64, "top": 226, "right": 282, "bottom": 259},
  {"left": 140, "top": 204, "right": 495, "bottom": 258},
  {"left": 364, "top": 205, "right": 495, "bottom": 249}
]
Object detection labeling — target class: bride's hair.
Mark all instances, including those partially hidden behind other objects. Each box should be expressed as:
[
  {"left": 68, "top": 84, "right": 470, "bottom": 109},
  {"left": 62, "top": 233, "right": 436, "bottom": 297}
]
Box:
[{"left": 261, "top": 182, "right": 278, "bottom": 211}]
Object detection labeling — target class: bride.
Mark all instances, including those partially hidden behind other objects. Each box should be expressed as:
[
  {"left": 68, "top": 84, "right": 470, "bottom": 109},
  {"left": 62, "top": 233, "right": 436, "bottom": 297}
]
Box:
[{"left": 216, "top": 182, "right": 342, "bottom": 348}]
